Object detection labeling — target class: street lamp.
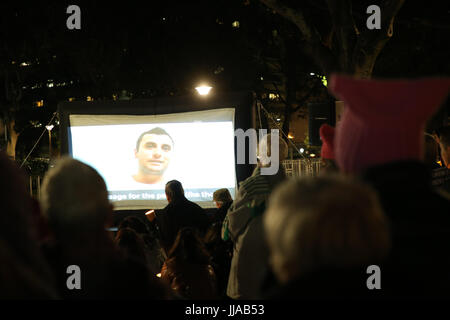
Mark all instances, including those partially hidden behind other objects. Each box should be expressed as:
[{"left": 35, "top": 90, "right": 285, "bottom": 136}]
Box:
[
  {"left": 195, "top": 85, "right": 212, "bottom": 96},
  {"left": 46, "top": 125, "right": 54, "bottom": 160}
]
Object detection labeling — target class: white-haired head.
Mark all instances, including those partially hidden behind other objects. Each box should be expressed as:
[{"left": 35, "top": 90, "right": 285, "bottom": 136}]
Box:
[
  {"left": 263, "top": 175, "right": 390, "bottom": 284},
  {"left": 41, "top": 157, "right": 112, "bottom": 238},
  {"left": 257, "top": 131, "right": 288, "bottom": 175}
]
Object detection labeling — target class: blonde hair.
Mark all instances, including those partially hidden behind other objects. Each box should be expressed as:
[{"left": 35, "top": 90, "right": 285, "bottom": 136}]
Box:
[{"left": 263, "top": 174, "right": 390, "bottom": 283}]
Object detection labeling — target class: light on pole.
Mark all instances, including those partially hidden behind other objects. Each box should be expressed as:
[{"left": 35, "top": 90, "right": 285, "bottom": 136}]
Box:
[
  {"left": 195, "top": 85, "right": 212, "bottom": 96},
  {"left": 46, "top": 125, "right": 54, "bottom": 160}
]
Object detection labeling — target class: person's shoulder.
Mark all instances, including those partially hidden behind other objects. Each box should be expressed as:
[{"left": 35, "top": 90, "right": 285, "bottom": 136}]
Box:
[
  {"left": 239, "top": 171, "right": 270, "bottom": 197},
  {"left": 184, "top": 198, "right": 204, "bottom": 211}
]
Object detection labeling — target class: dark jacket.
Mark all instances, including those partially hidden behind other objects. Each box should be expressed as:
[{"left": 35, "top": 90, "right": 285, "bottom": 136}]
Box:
[
  {"left": 361, "top": 161, "right": 450, "bottom": 297},
  {"left": 213, "top": 201, "right": 232, "bottom": 224},
  {"left": 155, "top": 197, "right": 209, "bottom": 253},
  {"left": 264, "top": 267, "right": 384, "bottom": 300},
  {"left": 41, "top": 240, "right": 168, "bottom": 299}
]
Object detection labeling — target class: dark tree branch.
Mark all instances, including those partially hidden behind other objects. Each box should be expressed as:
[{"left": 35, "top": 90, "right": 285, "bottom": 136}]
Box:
[
  {"left": 326, "top": 0, "right": 358, "bottom": 72},
  {"left": 352, "top": 0, "right": 405, "bottom": 77},
  {"left": 259, "top": 0, "right": 338, "bottom": 76},
  {"left": 260, "top": 0, "right": 316, "bottom": 41},
  {"left": 292, "top": 79, "right": 322, "bottom": 112}
]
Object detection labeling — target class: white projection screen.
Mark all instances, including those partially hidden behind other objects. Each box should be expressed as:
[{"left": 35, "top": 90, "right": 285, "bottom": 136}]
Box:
[{"left": 67, "top": 108, "right": 236, "bottom": 210}]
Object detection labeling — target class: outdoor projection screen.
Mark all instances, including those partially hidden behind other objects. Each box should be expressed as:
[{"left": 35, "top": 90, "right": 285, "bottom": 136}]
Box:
[{"left": 66, "top": 108, "right": 237, "bottom": 210}]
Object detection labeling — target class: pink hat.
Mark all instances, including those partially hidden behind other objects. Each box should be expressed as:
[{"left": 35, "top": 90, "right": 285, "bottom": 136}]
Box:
[
  {"left": 319, "top": 123, "right": 335, "bottom": 160},
  {"left": 328, "top": 74, "right": 450, "bottom": 174}
]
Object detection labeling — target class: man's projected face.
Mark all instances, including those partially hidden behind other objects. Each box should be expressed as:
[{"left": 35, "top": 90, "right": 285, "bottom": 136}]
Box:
[{"left": 135, "top": 134, "right": 173, "bottom": 176}]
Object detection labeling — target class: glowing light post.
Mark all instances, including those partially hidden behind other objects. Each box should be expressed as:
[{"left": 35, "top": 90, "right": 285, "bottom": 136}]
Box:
[
  {"left": 46, "top": 124, "right": 54, "bottom": 160},
  {"left": 195, "top": 85, "right": 212, "bottom": 96}
]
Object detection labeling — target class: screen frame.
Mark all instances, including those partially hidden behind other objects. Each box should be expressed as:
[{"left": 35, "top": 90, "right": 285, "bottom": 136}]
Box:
[{"left": 58, "top": 91, "right": 255, "bottom": 211}]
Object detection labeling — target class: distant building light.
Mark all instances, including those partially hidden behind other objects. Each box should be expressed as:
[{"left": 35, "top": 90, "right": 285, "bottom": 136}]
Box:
[
  {"left": 310, "top": 153, "right": 316, "bottom": 158},
  {"left": 299, "top": 148, "right": 305, "bottom": 153},
  {"left": 310, "top": 72, "right": 315, "bottom": 76},
  {"left": 68, "top": 97, "right": 75, "bottom": 102},
  {"left": 260, "top": 76, "right": 264, "bottom": 81},
  {"left": 86, "top": 96, "right": 93, "bottom": 101},
  {"left": 47, "top": 82, "right": 54, "bottom": 88},
  {"left": 232, "top": 21, "right": 240, "bottom": 28},
  {"left": 276, "top": 118, "right": 281, "bottom": 122},
  {"left": 288, "top": 133, "right": 294, "bottom": 139},
  {"left": 46, "top": 125, "right": 54, "bottom": 131},
  {"left": 35, "top": 100, "right": 44, "bottom": 107},
  {"left": 11, "top": 61, "right": 16, "bottom": 65},
  {"left": 162, "top": 17, "right": 166, "bottom": 21},
  {"left": 20, "top": 62, "right": 31, "bottom": 67}
]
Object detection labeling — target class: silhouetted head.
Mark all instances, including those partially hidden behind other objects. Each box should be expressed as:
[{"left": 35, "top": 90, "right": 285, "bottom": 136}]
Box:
[
  {"left": 167, "top": 227, "right": 210, "bottom": 264},
  {"left": 212, "top": 188, "right": 232, "bottom": 208},
  {"left": 264, "top": 174, "right": 390, "bottom": 284},
  {"left": 165, "top": 180, "right": 184, "bottom": 203},
  {"left": 41, "top": 156, "right": 113, "bottom": 240}
]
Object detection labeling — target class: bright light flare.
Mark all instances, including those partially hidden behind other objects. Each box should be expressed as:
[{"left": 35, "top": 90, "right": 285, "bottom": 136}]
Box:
[{"left": 195, "top": 85, "right": 212, "bottom": 96}]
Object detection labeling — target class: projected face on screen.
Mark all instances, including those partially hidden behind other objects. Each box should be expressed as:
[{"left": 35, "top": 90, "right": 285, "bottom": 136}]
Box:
[
  {"left": 133, "top": 128, "right": 174, "bottom": 184},
  {"left": 68, "top": 108, "right": 236, "bottom": 210}
]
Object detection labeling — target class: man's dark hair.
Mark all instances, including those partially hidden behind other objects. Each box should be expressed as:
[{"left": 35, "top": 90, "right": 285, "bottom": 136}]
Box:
[
  {"left": 165, "top": 180, "right": 184, "bottom": 201},
  {"left": 136, "top": 127, "right": 174, "bottom": 151},
  {"left": 439, "top": 126, "right": 450, "bottom": 148}
]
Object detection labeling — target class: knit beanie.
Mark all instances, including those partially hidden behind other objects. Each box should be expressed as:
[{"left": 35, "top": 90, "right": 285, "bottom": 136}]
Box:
[
  {"left": 328, "top": 74, "right": 450, "bottom": 174},
  {"left": 319, "top": 123, "right": 335, "bottom": 160}
]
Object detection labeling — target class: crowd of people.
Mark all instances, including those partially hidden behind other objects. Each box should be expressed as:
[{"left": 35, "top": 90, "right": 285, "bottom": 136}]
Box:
[{"left": 1, "top": 74, "right": 450, "bottom": 299}]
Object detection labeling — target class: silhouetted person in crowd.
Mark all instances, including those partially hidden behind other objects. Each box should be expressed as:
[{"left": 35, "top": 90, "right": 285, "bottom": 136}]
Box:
[
  {"left": 263, "top": 175, "right": 390, "bottom": 299},
  {"left": 212, "top": 188, "right": 233, "bottom": 223},
  {"left": 115, "top": 227, "right": 149, "bottom": 268},
  {"left": 203, "top": 188, "right": 234, "bottom": 297},
  {"left": 424, "top": 133, "right": 441, "bottom": 170},
  {"left": 40, "top": 156, "right": 168, "bottom": 299},
  {"left": 0, "top": 151, "right": 58, "bottom": 299},
  {"left": 118, "top": 216, "right": 166, "bottom": 274},
  {"left": 203, "top": 223, "right": 233, "bottom": 299},
  {"left": 146, "top": 180, "right": 209, "bottom": 254},
  {"left": 319, "top": 123, "right": 338, "bottom": 174},
  {"left": 222, "top": 133, "right": 288, "bottom": 299},
  {"left": 434, "top": 126, "right": 450, "bottom": 193},
  {"left": 329, "top": 74, "right": 450, "bottom": 297},
  {"left": 437, "top": 126, "right": 450, "bottom": 169},
  {"left": 161, "top": 227, "right": 218, "bottom": 299}
]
